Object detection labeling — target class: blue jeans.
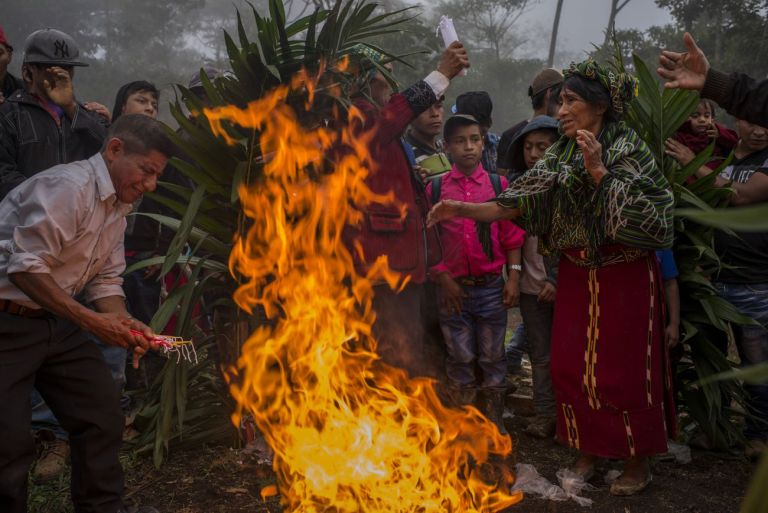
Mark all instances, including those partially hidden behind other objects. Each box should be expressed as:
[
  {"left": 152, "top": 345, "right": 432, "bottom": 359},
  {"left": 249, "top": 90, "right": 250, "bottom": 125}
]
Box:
[
  {"left": 506, "top": 323, "right": 526, "bottom": 367},
  {"left": 438, "top": 276, "right": 508, "bottom": 390},
  {"left": 715, "top": 282, "right": 768, "bottom": 441},
  {"left": 32, "top": 335, "right": 127, "bottom": 441}
]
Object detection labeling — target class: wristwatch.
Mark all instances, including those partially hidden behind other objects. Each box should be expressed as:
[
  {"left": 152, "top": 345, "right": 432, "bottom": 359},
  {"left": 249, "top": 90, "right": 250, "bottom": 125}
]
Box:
[{"left": 508, "top": 264, "right": 522, "bottom": 272}]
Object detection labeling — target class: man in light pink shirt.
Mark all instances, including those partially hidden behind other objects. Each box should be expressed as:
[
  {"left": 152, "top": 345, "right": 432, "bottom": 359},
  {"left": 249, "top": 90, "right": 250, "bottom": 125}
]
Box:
[
  {"left": 426, "top": 114, "right": 524, "bottom": 434},
  {"left": 0, "top": 114, "right": 171, "bottom": 513}
]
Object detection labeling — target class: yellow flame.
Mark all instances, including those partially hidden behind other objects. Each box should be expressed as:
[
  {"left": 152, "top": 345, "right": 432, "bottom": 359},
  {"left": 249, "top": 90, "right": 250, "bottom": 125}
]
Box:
[{"left": 205, "top": 69, "right": 522, "bottom": 512}]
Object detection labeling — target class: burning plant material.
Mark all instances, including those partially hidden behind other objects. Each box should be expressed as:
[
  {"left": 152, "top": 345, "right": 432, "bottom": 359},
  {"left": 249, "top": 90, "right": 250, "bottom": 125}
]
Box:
[{"left": 203, "top": 65, "right": 521, "bottom": 512}]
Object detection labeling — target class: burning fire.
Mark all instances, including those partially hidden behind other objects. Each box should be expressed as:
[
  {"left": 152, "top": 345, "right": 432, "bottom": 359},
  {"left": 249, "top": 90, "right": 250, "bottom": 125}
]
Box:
[{"left": 204, "top": 67, "right": 522, "bottom": 511}]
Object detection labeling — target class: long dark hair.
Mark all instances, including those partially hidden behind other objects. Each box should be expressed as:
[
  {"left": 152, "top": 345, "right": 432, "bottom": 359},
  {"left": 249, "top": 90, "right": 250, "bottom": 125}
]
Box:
[
  {"left": 562, "top": 75, "right": 616, "bottom": 124},
  {"left": 111, "top": 80, "right": 159, "bottom": 121}
]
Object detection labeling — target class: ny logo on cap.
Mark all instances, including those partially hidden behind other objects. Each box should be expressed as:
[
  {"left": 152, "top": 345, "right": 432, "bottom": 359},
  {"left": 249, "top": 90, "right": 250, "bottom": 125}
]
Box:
[{"left": 54, "top": 40, "right": 70, "bottom": 59}]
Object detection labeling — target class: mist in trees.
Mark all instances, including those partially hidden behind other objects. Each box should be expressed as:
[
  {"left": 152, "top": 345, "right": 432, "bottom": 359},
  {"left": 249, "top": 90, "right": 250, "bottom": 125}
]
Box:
[{"left": 3, "top": 0, "right": 768, "bottom": 129}]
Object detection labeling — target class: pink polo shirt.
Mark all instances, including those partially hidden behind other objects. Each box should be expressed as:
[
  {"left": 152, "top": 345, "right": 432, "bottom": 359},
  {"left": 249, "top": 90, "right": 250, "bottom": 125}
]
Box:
[{"left": 426, "top": 164, "right": 525, "bottom": 279}]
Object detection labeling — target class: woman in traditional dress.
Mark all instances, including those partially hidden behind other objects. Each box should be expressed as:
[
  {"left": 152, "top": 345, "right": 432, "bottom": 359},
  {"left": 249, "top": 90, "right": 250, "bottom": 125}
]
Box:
[{"left": 427, "top": 59, "right": 676, "bottom": 495}]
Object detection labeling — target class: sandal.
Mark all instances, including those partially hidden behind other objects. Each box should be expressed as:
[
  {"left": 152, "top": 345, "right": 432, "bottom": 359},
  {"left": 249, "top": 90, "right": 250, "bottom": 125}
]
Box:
[
  {"left": 610, "top": 461, "right": 652, "bottom": 496},
  {"left": 569, "top": 455, "right": 598, "bottom": 482}
]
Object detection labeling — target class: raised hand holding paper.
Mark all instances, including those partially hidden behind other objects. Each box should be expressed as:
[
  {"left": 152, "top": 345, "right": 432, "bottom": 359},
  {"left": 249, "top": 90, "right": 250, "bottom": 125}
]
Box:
[{"left": 438, "top": 16, "right": 467, "bottom": 76}]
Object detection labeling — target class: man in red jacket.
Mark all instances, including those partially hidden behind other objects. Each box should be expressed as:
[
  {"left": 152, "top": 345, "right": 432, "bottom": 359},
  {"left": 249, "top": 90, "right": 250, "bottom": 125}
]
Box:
[{"left": 346, "top": 42, "right": 469, "bottom": 379}]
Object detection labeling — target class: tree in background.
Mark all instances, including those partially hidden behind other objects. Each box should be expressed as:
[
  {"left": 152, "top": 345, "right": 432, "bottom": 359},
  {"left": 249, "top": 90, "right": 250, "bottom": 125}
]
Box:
[
  {"left": 602, "top": 0, "right": 634, "bottom": 48},
  {"left": 547, "top": 0, "right": 564, "bottom": 67},
  {"left": 437, "top": 0, "right": 533, "bottom": 61}
]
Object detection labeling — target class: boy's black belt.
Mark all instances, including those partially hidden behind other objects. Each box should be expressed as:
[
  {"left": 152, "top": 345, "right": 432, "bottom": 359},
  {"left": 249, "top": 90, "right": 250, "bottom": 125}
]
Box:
[
  {"left": 0, "top": 299, "right": 46, "bottom": 318},
  {"left": 457, "top": 274, "right": 501, "bottom": 286}
]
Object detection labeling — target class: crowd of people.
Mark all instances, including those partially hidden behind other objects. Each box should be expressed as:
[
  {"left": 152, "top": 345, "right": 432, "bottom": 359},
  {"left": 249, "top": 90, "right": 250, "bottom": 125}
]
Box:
[{"left": 0, "top": 18, "right": 766, "bottom": 513}]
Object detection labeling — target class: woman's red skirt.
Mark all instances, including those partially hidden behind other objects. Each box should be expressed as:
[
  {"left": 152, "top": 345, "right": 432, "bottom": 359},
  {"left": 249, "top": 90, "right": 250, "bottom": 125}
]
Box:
[{"left": 551, "top": 245, "right": 677, "bottom": 459}]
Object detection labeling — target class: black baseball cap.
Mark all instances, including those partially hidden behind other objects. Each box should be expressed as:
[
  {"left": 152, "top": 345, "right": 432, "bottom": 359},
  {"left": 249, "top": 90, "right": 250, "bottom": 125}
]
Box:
[
  {"left": 23, "top": 28, "right": 88, "bottom": 67},
  {"left": 454, "top": 91, "right": 493, "bottom": 127}
]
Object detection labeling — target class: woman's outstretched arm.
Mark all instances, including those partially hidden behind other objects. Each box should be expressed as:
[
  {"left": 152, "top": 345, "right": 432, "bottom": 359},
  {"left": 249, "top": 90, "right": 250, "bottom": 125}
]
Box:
[{"left": 426, "top": 199, "right": 520, "bottom": 227}]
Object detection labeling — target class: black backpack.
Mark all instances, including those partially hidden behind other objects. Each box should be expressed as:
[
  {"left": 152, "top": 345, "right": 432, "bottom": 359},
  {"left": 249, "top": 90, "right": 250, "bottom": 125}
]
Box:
[{"left": 430, "top": 172, "right": 503, "bottom": 204}]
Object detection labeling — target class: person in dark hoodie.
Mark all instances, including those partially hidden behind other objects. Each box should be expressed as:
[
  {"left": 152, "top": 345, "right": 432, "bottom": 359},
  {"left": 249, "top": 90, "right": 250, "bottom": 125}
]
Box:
[
  {"left": 0, "top": 28, "right": 107, "bottom": 199},
  {"left": 0, "top": 26, "right": 22, "bottom": 104}
]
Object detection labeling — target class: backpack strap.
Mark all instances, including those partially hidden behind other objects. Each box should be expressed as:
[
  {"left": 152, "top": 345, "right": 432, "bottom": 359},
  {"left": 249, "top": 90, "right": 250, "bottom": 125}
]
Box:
[
  {"left": 489, "top": 173, "right": 502, "bottom": 197},
  {"left": 431, "top": 175, "right": 443, "bottom": 205}
]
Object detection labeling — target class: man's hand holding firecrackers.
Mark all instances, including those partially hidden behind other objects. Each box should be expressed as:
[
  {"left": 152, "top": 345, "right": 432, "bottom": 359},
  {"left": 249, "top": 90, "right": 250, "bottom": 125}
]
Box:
[{"left": 83, "top": 312, "right": 159, "bottom": 368}]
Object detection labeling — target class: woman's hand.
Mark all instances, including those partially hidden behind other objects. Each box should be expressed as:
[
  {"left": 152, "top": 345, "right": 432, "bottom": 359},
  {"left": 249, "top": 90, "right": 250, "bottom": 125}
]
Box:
[
  {"left": 427, "top": 199, "right": 463, "bottom": 228},
  {"left": 576, "top": 129, "right": 607, "bottom": 184},
  {"left": 664, "top": 138, "right": 696, "bottom": 165}
]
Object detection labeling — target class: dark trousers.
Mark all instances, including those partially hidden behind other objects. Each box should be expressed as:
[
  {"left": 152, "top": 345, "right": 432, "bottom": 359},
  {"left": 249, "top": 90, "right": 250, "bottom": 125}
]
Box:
[
  {"left": 0, "top": 313, "right": 124, "bottom": 513},
  {"left": 372, "top": 283, "right": 446, "bottom": 379},
  {"left": 519, "top": 293, "right": 556, "bottom": 417}
]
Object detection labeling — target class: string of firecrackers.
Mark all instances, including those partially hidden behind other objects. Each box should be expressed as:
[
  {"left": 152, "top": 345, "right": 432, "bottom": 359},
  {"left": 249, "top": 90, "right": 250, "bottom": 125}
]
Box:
[{"left": 130, "top": 330, "right": 199, "bottom": 364}]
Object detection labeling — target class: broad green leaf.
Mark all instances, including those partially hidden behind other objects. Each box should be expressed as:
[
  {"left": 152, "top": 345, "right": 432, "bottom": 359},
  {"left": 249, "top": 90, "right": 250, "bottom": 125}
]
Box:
[
  {"left": 160, "top": 185, "right": 206, "bottom": 278},
  {"left": 677, "top": 203, "right": 768, "bottom": 231},
  {"left": 740, "top": 452, "right": 768, "bottom": 513},
  {"left": 136, "top": 212, "right": 231, "bottom": 258},
  {"left": 700, "top": 362, "right": 768, "bottom": 386},
  {"left": 124, "top": 255, "right": 228, "bottom": 275}
]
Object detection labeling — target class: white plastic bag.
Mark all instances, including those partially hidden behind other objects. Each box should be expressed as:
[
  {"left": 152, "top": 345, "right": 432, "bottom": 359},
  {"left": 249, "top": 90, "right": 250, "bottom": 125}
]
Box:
[
  {"left": 512, "top": 464, "right": 569, "bottom": 501},
  {"left": 556, "top": 469, "right": 596, "bottom": 507},
  {"left": 512, "top": 464, "right": 594, "bottom": 507},
  {"left": 436, "top": 16, "right": 467, "bottom": 76},
  {"left": 667, "top": 440, "right": 692, "bottom": 464}
]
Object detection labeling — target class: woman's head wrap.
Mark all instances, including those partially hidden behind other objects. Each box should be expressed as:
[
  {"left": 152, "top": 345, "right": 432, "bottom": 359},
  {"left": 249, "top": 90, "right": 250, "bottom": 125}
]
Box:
[{"left": 563, "top": 59, "right": 638, "bottom": 116}]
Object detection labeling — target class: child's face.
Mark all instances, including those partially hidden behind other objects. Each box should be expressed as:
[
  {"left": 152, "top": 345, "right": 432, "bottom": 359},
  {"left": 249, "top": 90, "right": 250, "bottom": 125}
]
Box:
[
  {"left": 689, "top": 102, "right": 713, "bottom": 135},
  {"left": 446, "top": 123, "right": 483, "bottom": 172},
  {"left": 123, "top": 90, "right": 159, "bottom": 119},
  {"left": 523, "top": 130, "right": 556, "bottom": 169}
]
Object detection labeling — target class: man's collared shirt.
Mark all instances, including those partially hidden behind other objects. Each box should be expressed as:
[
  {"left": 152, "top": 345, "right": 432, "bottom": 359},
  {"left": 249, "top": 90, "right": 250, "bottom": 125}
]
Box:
[
  {"left": 426, "top": 164, "right": 524, "bottom": 278},
  {"left": 0, "top": 153, "right": 133, "bottom": 308}
]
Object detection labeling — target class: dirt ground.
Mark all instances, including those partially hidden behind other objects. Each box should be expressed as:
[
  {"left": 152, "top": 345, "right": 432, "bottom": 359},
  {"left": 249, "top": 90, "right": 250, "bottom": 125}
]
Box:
[
  {"left": 30, "top": 309, "right": 756, "bottom": 512},
  {"left": 112, "top": 381, "right": 754, "bottom": 513},
  {"left": 118, "top": 434, "right": 752, "bottom": 513}
]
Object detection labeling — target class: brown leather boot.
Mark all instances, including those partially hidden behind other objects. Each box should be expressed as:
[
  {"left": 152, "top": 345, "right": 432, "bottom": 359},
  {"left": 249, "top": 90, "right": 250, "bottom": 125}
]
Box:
[
  {"left": 477, "top": 388, "right": 508, "bottom": 435},
  {"left": 33, "top": 438, "right": 70, "bottom": 482}
]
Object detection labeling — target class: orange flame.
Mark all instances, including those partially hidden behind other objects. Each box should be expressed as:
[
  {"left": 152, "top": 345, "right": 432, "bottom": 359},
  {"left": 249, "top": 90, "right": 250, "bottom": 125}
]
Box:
[{"left": 205, "top": 70, "right": 522, "bottom": 511}]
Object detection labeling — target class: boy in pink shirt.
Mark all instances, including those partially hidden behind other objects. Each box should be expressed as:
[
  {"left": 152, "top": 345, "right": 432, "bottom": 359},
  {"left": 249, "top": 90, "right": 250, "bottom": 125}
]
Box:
[{"left": 426, "top": 114, "right": 524, "bottom": 434}]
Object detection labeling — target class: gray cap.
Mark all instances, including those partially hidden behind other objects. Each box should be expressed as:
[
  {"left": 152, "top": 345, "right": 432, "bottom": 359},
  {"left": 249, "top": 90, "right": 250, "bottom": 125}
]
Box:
[{"left": 23, "top": 28, "right": 88, "bottom": 67}]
